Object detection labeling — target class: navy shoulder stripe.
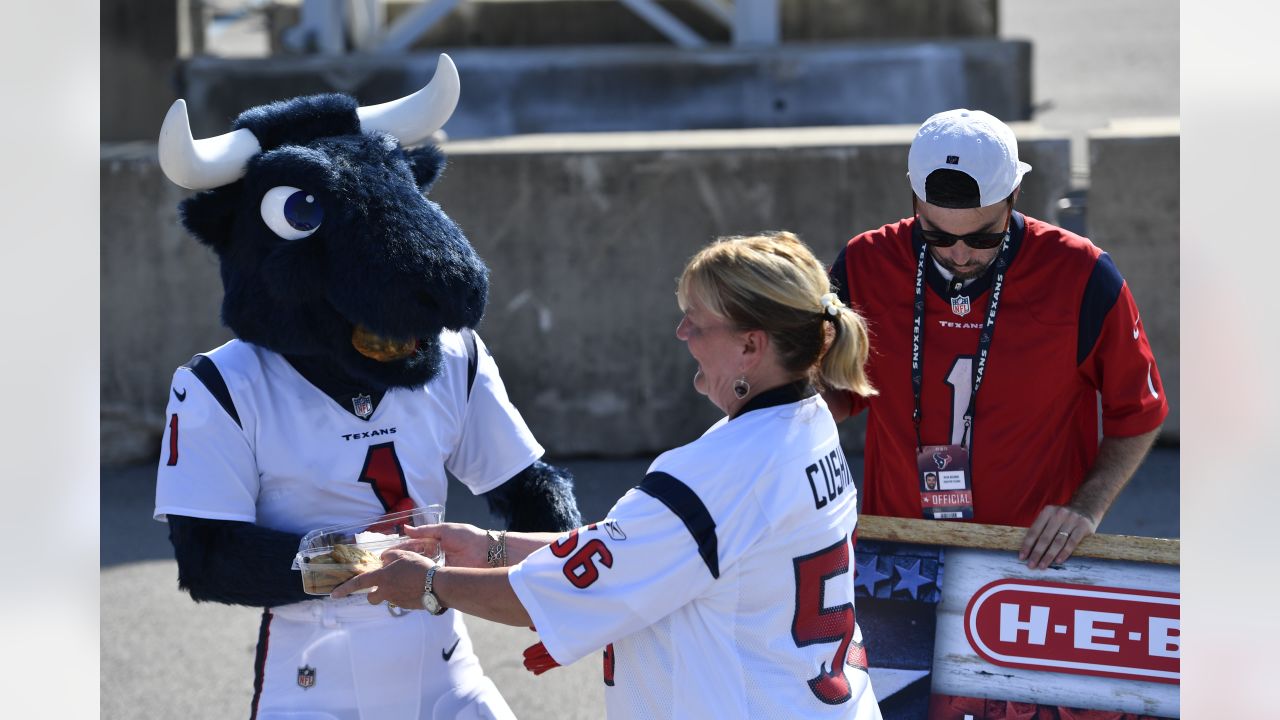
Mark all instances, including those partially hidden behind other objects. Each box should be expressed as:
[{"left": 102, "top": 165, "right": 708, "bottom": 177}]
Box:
[
  {"left": 1077, "top": 253, "right": 1125, "bottom": 365},
  {"left": 461, "top": 328, "right": 478, "bottom": 399},
  {"left": 637, "top": 472, "right": 719, "bottom": 579},
  {"left": 829, "top": 246, "right": 850, "bottom": 304},
  {"left": 183, "top": 354, "right": 242, "bottom": 428}
]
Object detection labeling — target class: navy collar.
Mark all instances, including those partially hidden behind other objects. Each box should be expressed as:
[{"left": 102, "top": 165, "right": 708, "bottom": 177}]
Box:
[
  {"left": 283, "top": 353, "right": 386, "bottom": 420},
  {"left": 912, "top": 211, "right": 1026, "bottom": 301},
  {"left": 730, "top": 380, "right": 816, "bottom": 420}
]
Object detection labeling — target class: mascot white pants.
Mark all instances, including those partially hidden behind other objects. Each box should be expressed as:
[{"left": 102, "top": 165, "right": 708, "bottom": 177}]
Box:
[{"left": 254, "top": 598, "right": 514, "bottom": 720}]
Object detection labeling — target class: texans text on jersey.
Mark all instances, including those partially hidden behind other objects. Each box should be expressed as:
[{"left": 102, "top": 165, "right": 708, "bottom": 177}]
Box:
[{"left": 341, "top": 427, "right": 397, "bottom": 441}]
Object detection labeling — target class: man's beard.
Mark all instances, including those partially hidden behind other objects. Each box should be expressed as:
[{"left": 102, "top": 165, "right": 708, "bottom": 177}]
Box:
[{"left": 934, "top": 254, "right": 996, "bottom": 280}]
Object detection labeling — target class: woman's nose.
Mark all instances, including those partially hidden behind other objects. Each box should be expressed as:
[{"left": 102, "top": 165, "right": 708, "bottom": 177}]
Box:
[{"left": 675, "top": 316, "right": 690, "bottom": 339}]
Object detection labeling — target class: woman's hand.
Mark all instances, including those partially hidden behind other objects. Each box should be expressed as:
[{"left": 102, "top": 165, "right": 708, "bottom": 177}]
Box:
[
  {"left": 331, "top": 548, "right": 434, "bottom": 607},
  {"left": 396, "top": 522, "right": 492, "bottom": 569}
]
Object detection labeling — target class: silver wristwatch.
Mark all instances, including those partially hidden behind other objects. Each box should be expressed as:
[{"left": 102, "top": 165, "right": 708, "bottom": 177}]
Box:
[{"left": 421, "top": 565, "right": 445, "bottom": 615}]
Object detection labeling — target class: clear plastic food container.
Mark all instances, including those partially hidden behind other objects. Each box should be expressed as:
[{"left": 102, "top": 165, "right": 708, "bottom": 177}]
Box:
[{"left": 293, "top": 504, "right": 444, "bottom": 595}]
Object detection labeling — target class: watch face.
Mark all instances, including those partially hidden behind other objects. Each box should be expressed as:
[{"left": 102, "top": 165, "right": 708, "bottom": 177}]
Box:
[{"left": 422, "top": 591, "right": 442, "bottom": 615}]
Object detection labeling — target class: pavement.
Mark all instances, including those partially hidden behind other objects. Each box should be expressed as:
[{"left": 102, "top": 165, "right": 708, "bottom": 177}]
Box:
[{"left": 101, "top": 447, "right": 1177, "bottom": 720}]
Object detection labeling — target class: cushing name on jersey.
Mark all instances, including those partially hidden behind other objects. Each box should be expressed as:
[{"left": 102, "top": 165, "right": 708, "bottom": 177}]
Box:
[{"left": 807, "top": 449, "right": 854, "bottom": 510}]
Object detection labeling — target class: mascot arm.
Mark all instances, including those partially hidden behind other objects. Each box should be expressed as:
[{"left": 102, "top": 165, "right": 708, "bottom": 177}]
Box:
[
  {"left": 167, "top": 514, "right": 312, "bottom": 607},
  {"left": 481, "top": 460, "right": 582, "bottom": 532}
]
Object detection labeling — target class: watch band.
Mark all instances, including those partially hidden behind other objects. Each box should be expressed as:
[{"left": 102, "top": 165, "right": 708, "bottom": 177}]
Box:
[{"left": 422, "top": 565, "right": 444, "bottom": 614}]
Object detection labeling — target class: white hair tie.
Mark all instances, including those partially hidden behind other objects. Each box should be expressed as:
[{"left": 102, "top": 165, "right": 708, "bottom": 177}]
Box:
[{"left": 819, "top": 292, "right": 842, "bottom": 317}]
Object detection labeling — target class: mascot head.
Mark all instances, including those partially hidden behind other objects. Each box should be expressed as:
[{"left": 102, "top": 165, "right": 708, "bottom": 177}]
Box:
[{"left": 159, "top": 54, "right": 486, "bottom": 390}]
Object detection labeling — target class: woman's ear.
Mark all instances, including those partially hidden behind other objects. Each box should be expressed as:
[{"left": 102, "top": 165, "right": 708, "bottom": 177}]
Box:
[{"left": 741, "top": 328, "right": 770, "bottom": 368}]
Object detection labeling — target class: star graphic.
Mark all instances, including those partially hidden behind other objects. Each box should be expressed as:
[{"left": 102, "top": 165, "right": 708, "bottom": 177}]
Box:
[
  {"left": 853, "top": 555, "right": 888, "bottom": 594},
  {"left": 891, "top": 558, "right": 934, "bottom": 600}
]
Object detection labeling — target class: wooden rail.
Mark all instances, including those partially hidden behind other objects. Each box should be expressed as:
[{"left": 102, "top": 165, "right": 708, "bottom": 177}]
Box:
[{"left": 857, "top": 515, "right": 1180, "bottom": 566}]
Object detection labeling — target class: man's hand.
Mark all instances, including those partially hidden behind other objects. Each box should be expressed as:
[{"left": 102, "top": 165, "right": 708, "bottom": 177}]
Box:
[
  {"left": 330, "top": 548, "right": 435, "bottom": 608},
  {"left": 1018, "top": 428, "right": 1160, "bottom": 569},
  {"left": 1019, "top": 504, "right": 1098, "bottom": 570}
]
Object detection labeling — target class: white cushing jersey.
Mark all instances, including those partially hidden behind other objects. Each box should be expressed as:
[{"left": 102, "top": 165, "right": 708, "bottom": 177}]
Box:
[
  {"left": 154, "top": 331, "right": 543, "bottom": 533},
  {"left": 508, "top": 388, "right": 881, "bottom": 720}
]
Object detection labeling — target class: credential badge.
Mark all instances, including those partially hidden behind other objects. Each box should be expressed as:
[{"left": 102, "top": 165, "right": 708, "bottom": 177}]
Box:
[
  {"left": 950, "top": 295, "right": 971, "bottom": 317},
  {"left": 297, "top": 665, "right": 316, "bottom": 689},
  {"left": 352, "top": 393, "right": 373, "bottom": 419}
]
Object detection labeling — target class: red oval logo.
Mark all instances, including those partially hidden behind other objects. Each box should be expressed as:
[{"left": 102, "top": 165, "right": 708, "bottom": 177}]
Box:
[{"left": 963, "top": 579, "right": 1179, "bottom": 684}]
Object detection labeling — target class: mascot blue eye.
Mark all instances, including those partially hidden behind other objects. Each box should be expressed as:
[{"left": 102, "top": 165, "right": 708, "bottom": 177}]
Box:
[{"left": 260, "top": 186, "right": 324, "bottom": 240}]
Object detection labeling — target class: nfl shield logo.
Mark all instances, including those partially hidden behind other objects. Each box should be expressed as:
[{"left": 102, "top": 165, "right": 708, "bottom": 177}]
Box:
[
  {"left": 352, "top": 393, "right": 373, "bottom": 419},
  {"left": 297, "top": 665, "right": 316, "bottom": 689},
  {"left": 950, "top": 295, "right": 971, "bottom": 317}
]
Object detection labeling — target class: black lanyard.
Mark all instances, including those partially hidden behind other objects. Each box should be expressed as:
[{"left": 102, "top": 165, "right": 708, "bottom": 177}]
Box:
[{"left": 911, "top": 234, "right": 1014, "bottom": 450}]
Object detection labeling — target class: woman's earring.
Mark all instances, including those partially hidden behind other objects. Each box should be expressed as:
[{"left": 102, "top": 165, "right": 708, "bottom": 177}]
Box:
[{"left": 733, "top": 376, "right": 751, "bottom": 399}]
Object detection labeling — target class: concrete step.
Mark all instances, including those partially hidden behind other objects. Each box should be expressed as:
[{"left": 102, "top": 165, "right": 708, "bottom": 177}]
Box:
[
  {"left": 179, "top": 41, "right": 1031, "bottom": 140},
  {"left": 263, "top": 0, "right": 997, "bottom": 52}
]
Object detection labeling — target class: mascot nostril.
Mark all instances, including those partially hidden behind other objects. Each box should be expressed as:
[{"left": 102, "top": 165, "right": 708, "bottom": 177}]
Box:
[
  {"left": 351, "top": 324, "right": 418, "bottom": 362},
  {"left": 153, "top": 54, "right": 581, "bottom": 718}
]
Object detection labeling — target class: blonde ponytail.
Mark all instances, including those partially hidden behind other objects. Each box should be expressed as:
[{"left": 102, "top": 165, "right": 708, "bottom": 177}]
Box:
[{"left": 819, "top": 307, "right": 876, "bottom": 397}]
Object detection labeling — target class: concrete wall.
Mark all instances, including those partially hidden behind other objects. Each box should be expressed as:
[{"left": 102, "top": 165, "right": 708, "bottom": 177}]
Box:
[
  {"left": 1087, "top": 119, "right": 1180, "bottom": 440},
  {"left": 101, "top": 0, "right": 177, "bottom": 142},
  {"left": 101, "top": 144, "right": 232, "bottom": 465},
  {"left": 101, "top": 123, "right": 1074, "bottom": 464},
  {"left": 178, "top": 42, "right": 1031, "bottom": 140}
]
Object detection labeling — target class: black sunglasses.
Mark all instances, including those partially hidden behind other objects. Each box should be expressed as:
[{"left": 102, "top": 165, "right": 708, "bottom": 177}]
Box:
[
  {"left": 918, "top": 225, "right": 1007, "bottom": 250},
  {"left": 914, "top": 202, "right": 1013, "bottom": 249}
]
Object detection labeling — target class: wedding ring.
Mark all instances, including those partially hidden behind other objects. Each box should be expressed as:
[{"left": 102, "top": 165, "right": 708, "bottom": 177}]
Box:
[{"left": 1056, "top": 531, "right": 1070, "bottom": 538}]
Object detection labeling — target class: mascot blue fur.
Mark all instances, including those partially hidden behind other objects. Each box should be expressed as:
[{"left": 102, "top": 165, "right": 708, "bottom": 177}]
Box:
[{"left": 153, "top": 55, "right": 580, "bottom": 718}]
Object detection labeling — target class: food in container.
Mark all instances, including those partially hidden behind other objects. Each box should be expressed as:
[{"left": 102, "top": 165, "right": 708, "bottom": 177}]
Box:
[{"left": 294, "top": 505, "right": 444, "bottom": 596}]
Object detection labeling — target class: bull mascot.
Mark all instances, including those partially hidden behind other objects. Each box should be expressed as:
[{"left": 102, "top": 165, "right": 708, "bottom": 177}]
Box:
[{"left": 152, "top": 55, "right": 581, "bottom": 719}]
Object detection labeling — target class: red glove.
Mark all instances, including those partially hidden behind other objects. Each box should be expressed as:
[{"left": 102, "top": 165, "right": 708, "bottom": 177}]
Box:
[{"left": 522, "top": 642, "right": 562, "bottom": 676}]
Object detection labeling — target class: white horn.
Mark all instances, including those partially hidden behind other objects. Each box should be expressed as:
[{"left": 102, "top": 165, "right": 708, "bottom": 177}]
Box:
[
  {"left": 357, "top": 53, "right": 460, "bottom": 147},
  {"left": 158, "top": 99, "right": 262, "bottom": 190}
]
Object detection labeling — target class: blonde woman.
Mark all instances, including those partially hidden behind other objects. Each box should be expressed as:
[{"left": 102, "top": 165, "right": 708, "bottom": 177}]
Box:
[{"left": 336, "top": 231, "right": 882, "bottom": 719}]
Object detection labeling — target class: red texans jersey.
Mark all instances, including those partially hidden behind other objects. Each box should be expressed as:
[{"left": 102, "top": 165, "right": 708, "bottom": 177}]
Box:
[{"left": 831, "top": 213, "right": 1167, "bottom": 527}]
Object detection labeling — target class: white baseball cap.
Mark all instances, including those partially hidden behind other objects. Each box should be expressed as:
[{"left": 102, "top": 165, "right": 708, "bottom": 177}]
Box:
[{"left": 907, "top": 109, "right": 1032, "bottom": 209}]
